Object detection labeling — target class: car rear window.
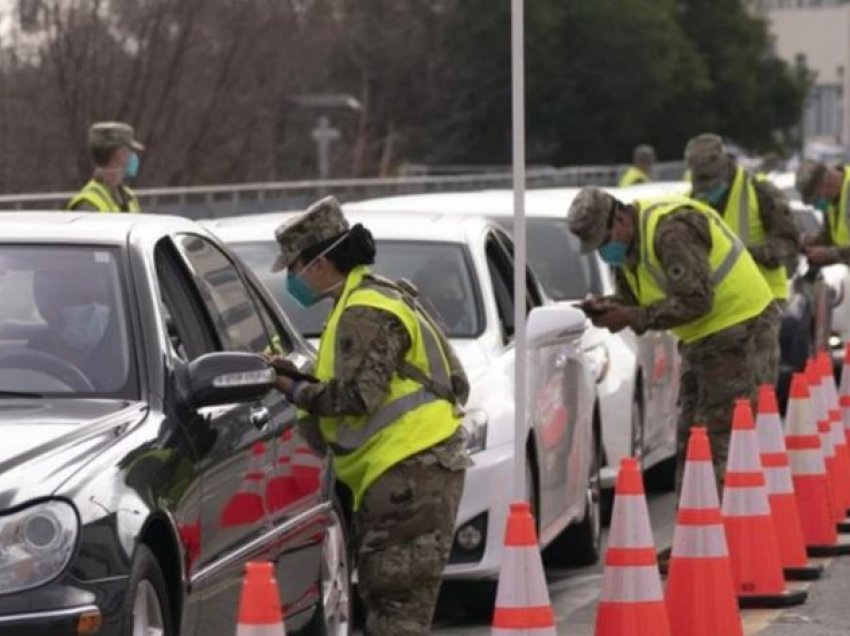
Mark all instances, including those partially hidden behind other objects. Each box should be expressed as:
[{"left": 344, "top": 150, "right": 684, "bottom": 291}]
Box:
[{"left": 229, "top": 240, "right": 483, "bottom": 339}]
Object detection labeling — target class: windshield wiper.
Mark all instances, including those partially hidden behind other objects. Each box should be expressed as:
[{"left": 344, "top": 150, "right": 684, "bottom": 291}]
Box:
[{"left": 0, "top": 389, "right": 44, "bottom": 398}]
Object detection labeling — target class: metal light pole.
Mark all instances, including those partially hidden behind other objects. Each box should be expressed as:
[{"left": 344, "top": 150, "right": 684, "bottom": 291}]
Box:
[{"left": 511, "top": 0, "right": 527, "bottom": 502}]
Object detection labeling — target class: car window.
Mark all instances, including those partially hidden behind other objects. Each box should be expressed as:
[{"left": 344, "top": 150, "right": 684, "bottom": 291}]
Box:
[
  {"left": 492, "top": 228, "right": 544, "bottom": 309},
  {"left": 0, "top": 245, "right": 136, "bottom": 397},
  {"left": 496, "top": 217, "right": 601, "bottom": 300},
  {"left": 228, "top": 240, "right": 483, "bottom": 339},
  {"left": 485, "top": 235, "right": 516, "bottom": 341},
  {"left": 175, "top": 235, "right": 277, "bottom": 354}
]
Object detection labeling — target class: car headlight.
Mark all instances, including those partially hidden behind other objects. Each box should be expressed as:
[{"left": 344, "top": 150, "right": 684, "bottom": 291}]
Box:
[
  {"left": 463, "top": 408, "right": 488, "bottom": 454},
  {"left": 0, "top": 500, "right": 78, "bottom": 595},
  {"left": 584, "top": 343, "right": 610, "bottom": 383}
]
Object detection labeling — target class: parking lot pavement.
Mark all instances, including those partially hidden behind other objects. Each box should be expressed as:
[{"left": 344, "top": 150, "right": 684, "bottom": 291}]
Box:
[{"left": 429, "top": 490, "right": 850, "bottom": 634}]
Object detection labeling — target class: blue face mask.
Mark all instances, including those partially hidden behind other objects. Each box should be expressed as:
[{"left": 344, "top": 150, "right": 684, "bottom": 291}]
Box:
[
  {"left": 599, "top": 241, "right": 628, "bottom": 266},
  {"left": 124, "top": 152, "right": 140, "bottom": 179},
  {"left": 814, "top": 197, "right": 830, "bottom": 213},
  {"left": 60, "top": 303, "right": 110, "bottom": 349},
  {"left": 702, "top": 182, "right": 729, "bottom": 206},
  {"left": 285, "top": 273, "right": 319, "bottom": 308}
]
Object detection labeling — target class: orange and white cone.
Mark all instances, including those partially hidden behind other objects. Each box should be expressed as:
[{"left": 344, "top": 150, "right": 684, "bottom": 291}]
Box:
[
  {"left": 839, "top": 343, "right": 850, "bottom": 449},
  {"left": 221, "top": 442, "right": 267, "bottom": 528},
  {"left": 236, "top": 561, "right": 286, "bottom": 635},
  {"left": 756, "top": 384, "right": 823, "bottom": 580},
  {"left": 721, "top": 399, "right": 807, "bottom": 608},
  {"left": 266, "top": 430, "right": 296, "bottom": 513},
  {"left": 595, "top": 458, "right": 670, "bottom": 636},
  {"left": 491, "top": 502, "right": 556, "bottom": 635},
  {"left": 805, "top": 360, "right": 849, "bottom": 529},
  {"left": 665, "top": 427, "right": 742, "bottom": 636},
  {"left": 785, "top": 373, "right": 850, "bottom": 556},
  {"left": 818, "top": 351, "right": 850, "bottom": 516}
]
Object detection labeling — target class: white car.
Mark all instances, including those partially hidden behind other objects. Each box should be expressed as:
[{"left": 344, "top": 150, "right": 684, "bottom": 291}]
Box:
[
  {"left": 203, "top": 210, "right": 602, "bottom": 603},
  {"left": 345, "top": 190, "right": 680, "bottom": 498}
]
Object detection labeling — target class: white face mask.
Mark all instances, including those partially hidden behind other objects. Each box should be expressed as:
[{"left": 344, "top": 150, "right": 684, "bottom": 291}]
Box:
[{"left": 59, "top": 303, "right": 110, "bottom": 349}]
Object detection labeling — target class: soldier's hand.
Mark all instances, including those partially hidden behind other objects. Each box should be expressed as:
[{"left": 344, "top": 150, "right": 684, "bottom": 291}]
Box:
[
  {"left": 590, "top": 303, "right": 635, "bottom": 333},
  {"left": 804, "top": 245, "right": 839, "bottom": 267}
]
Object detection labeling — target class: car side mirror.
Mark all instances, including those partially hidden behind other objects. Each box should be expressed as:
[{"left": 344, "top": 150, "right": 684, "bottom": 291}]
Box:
[
  {"left": 188, "top": 352, "right": 275, "bottom": 408},
  {"left": 526, "top": 305, "right": 586, "bottom": 348}
]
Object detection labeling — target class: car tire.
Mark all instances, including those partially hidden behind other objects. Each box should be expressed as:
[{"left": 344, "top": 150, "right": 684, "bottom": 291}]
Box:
[
  {"left": 544, "top": 429, "right": 602, "bottom": 567},
  {"left": 304, "top": 497, "right": 353, "bottom": 635},
  {"left": 120, "top": 544, "right": 175, "bottom": 636}
]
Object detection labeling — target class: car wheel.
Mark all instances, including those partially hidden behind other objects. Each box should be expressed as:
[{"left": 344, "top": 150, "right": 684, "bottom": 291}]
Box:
[
  {"left": 120, "top": 544, "right": 175, "bottom": 636},
  {"left": 304, "top": 497, "right": 353, "bottom": 635},
  {"left": 544, "top": 431, "right": 602, "bottom": 567}
]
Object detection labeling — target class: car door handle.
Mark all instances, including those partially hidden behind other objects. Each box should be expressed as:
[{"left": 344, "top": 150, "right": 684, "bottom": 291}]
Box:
[{"left": 249, "top": 406, "right": 270, "bottom": 430}]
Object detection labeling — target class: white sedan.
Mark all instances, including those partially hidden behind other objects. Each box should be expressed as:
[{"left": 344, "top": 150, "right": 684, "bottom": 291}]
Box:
[
  {"left": 346, "top": 189, "right": 680, "bottom": 499},
  {"left": 204, "top": 210, "right": 602, "bottom": 607}
]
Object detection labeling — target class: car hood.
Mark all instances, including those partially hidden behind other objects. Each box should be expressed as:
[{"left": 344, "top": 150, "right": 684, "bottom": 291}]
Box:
[{"left": 0, "top": 399, "right": 147, "bottom": 508}]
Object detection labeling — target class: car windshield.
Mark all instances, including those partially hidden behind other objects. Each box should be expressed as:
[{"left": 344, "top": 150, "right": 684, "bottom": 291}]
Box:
[
  {"left": 0, "top": 246, "right": 135, "bottom": 398},
  {"left": 496, "top": 217, "right": 601, "bottom": 300},
  {"left": 229, "top": 240, "right": 482, "bottom": 339}
]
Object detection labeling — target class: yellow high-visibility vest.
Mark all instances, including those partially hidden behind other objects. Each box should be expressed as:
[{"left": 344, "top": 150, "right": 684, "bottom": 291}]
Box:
[
  {"left": 826, "top": 168, "right": 850, "bottom": 247},
  {"left": 315, "top": 265, "right": 460, "bottom": 509},
  {"left": 721, "top": 166, "right": 788, "bottom": 300},
  {"left": 619, "top": 166, "right": 650, "bottom": 187},
  {"left": 622, "top": 197, "right": 773, "bottom": 344},
  {"left": 67, "top": 179, "right": 140, "bottom": 213}
]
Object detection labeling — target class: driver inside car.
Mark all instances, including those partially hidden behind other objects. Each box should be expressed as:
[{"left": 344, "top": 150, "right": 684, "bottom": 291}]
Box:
[{"left": 28, "top": 268, "right": 121, "bottom": 391}]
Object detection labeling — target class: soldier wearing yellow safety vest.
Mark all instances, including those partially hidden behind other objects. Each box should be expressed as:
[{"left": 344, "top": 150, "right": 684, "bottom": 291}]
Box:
[
  {"left": 618, "top": 144, "right": 655, "bottom": 187},
  {"left": 567, "top": 187, "right": 779, "bottom": 495},
  {"left": 266, "top": 196, "right": 470, "bottom": 636},
  {"left": 795, "top": 158, "right": 850, "bottom": 267},
  {"left": 685, "top": 133, "right": 799, "bottom": 386},
  {"left": 67, "top": 122, "right": 143, "bottom": 213}
]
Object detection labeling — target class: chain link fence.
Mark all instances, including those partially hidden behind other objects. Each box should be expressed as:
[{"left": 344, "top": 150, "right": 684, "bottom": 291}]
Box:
[{"left": 0, "top": 161, "right": 686, "bottom": 220}]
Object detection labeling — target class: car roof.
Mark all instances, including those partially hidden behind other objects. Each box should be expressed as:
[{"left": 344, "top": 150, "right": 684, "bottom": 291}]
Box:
[
  {"left": 203, "top": 209, "right": 496, "bottom": 244},
  {"left": 0, "top": 212, "right": 199, "bottom": 244}
]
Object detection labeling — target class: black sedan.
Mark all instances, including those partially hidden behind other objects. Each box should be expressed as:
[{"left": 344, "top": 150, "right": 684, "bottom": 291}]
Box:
[{"left": 0, "top": 213, "right": 350, "bottom": 635}]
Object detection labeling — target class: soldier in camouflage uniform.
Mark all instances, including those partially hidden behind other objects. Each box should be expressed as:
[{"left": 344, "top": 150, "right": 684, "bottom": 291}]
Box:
[
  {"left": 685, "top": 133, "right": 799, "bottom": 385},
  {"left": 567, "top": 187, "right": 777, "bottom": 492},
  {"left": 268, "top": 196, "right": 471, "bottom": 636},
  {"left": 795, "top": 159, "right": 850, "bottom": 266}
]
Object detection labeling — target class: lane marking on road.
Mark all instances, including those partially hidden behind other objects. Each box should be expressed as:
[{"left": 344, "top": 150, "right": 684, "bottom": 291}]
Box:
[{"left": 741, "top": 558, "right": 833, "bottom": 635}]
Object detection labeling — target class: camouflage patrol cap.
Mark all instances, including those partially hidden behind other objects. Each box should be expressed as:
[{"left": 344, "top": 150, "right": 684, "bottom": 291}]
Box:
[
  {"left": 272, "top": 196, "right": 349, "bottom": 272},
  {"left": 88, "top": 122, "right": 144, "bottom": 152},
  {"left": 795, "top": 159, "right": 827, "bottom": 203},
  {"left": 684, "top": 133, "right": 729, "bottom": 192},
  {"left": 566, "top": 187, "right": 617, "bottom": 254}
]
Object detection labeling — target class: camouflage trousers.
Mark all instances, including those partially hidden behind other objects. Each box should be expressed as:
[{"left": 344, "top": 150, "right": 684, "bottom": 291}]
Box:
[
  {"left": 354, "top": 442, "right": 466, "bottom": 636},
  {"left": 752, "top": 299, "right": 784, "bottom": 386},
  {"left": 675, "top": 304, "right": 781, "bottom": 495}
]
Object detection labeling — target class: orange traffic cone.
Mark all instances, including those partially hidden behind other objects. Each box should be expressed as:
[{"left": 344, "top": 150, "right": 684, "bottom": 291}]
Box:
[
  {"left": 805, "top": 360, "right": 849, "bottom": 528},
  {"left": 839, "top": 343, "right": 850, "bottom": 449},
  {"left": 595, "top": 458, "right": 670, "bottom": 636},
  {"left": 721, "top": 399, "right": 807, "bottom": 608},
  {"left": 665, "top": 427, "right": 742, "bottom": 636},
  {"left": 491, "top": 502, "right": 556, "bottom": 635},
  {"left": 266, "top": 430, "right": 296, "bottom": 513},
  {"left": 756, "top": 385, "right": 823, "bottom": 580},
  {"left": 221, "top": 442, "right": 267, "bottom": 528},
  {"left": 785, "top": 373, "right": 850, "bottom": 556},
  {"left": 818, "top": 351, "right": 850, "bottom": 515},
  {"left": 236, "top": 561, "right": 286, "bottom": 635}
]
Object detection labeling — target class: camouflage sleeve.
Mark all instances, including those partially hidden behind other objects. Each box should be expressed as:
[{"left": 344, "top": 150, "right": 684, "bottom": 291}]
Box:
[
  {"left": 292, "top": 306, "right": 411, "bottom": 416},
  {"left": 631, "top": 210, "right": 714, "bottom": 333},
  {"left": 749, "top": 179, "right": 800, "bottom": 268}
]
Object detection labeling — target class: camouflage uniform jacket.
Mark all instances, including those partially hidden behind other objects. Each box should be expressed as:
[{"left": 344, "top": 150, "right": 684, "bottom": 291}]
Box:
[
  {"left": 612, "top": 209, "right": 715, "bottom": 334},
  {"left": 747, "top": 178, "right": 800, "bottom": 270},
  {"left": 814, "top": 167, "right": 850, "bottom": 262},
  {"left": 292, "top": 301, "right": 471, "bottom": 470}
]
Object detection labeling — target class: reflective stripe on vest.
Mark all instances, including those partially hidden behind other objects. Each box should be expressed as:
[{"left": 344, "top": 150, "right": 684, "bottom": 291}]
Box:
[
  {"left": 618, "top": 166, "right": 650, "bottom": 188},
  {"left": 722, "top": 166, "right": 788, "bottom": 299},
  {"left": 622, "top": 196, "right": 773, "bottom": 344},
  {"left": 315, "top": 265, "right": 460, "bottom": 509},
  {"left": 67, "top": 179, "right": 140, "bottom": 213},
  {"left": 828, "top": 168, "right": 850, "bottom": 248}
]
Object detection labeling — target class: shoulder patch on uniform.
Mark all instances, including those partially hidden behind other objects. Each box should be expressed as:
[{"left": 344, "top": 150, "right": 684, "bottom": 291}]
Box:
[{"left": 667, "top": 263, "right": 686, "bottom": 280}]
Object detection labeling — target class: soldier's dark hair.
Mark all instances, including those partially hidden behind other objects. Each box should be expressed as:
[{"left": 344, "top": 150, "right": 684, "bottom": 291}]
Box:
[
  {"left": 90, "top": 145, "right": 120, "bottom": 167},
  {"left": 298, "top": 223, "right": 376, "bottom": 274}
]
